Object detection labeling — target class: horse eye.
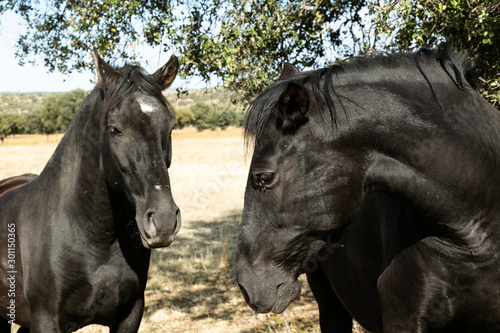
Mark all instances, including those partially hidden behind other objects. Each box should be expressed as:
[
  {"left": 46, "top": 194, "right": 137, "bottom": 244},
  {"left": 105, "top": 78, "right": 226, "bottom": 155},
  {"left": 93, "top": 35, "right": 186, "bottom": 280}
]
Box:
[
  {"left": 259, "top": 173, "right": 275, "bottom": 184},
  {"left": 109, "top": 126, "right": 121, "bottom": 135},
  {"left": 253, "top": 172, "right": 276, "bottom": 190}
]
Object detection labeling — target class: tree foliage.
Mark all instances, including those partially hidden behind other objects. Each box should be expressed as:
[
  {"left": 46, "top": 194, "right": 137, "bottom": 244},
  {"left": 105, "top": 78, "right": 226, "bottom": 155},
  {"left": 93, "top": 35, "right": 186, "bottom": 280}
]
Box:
[
  {"left": 1, "top": 0, "right": 369, "bottom": 104},
  {"left": 177, "top": 0, "right": 368, "bottom": 103},
  {"left": 1, "top": 0, "right": 178, "bottom": 73},
  {"left": 37, "top": 95, "right": 60, "bottom": 136},
  {"left": 0, "top": 89, "right": 88, "bottom": 138},
  {"left": 372, "top": 0, "right": 500, "bottom": 107},
  {"left": 174, "top": 107, "right": 196, "bottom": 129},
  {"left": 190, "top": 102, "right": 242, "bottom": 131},
  {"left": 54, "top": 89, "right": 88, "bottom": 130},
  {"left": 1, "top": 1, "right": 499, "bottom": 107},
  {"left": 33, "top": 89, "right": 88, "bottom": 135},
  {"left": 0, "top": 113, "right": 24, "bottom": 136}
]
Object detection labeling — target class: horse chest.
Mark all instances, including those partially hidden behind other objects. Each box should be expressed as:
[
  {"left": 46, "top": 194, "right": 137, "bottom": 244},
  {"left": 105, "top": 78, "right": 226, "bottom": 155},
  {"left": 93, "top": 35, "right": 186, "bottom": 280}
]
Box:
[
  {"left": 22, "top": 234, "right": 148, "bottom": 328},
  {"left": 60, "top": 258, "right": 144, "bottom": 327}
]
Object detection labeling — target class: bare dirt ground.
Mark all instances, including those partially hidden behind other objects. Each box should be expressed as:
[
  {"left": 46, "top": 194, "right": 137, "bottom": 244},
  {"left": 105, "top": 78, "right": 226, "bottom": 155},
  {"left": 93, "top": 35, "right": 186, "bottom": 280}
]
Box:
[{"left": 1, "top": 128, "right": 363, "bottom": 332}]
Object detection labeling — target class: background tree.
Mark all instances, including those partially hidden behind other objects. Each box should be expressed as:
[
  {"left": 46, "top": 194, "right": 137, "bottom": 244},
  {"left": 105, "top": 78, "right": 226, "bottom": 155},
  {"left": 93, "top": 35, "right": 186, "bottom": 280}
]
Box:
[
  {"left": 0, "top": 0, "right": 369, "bottom": 104},
  {"left": 216, "top": 106, "right": 239, "bottom": 130},
  {"left": 0, "top": 114, "right": 25, "bottom": 138},
  {"left": 189, "top": 102, "right": 240, "bottom": 131},
  {"left": 371, "top": 0, "right": 500, "bottom": 107},
  {"left": 191, "top": 103, "right": 214, "bottom": 131},
  {"left": 55, "top": 89, "right": 88, "bottom": 130},
  {"left": 177, "top": 0, "right": 369, "bottom": 103},
  {"left": 36, "top": 95, "right": 59, "bottom": 140},
  {"left": 174, "top": 107, "right": 196, "bottom": 129},
  {"left": 25, "top": 111, "right": 42, "bottom": 134}
]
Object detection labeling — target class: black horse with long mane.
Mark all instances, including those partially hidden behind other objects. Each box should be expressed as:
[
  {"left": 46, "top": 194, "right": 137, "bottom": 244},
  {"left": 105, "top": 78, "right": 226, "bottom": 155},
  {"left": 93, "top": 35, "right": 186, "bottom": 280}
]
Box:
[
  {"left": 0, "top": 49, "right": 181, "bottom": 332},
  {"left": 236, "top": 46, "right": 500, "bottom": 332}
]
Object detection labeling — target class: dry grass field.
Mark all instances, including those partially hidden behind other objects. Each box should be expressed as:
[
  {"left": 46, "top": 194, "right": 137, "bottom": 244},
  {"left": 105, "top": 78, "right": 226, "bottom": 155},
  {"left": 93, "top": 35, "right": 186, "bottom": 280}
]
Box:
[{"left": 0, "top": 128, "right": 364, "bottom": 332}]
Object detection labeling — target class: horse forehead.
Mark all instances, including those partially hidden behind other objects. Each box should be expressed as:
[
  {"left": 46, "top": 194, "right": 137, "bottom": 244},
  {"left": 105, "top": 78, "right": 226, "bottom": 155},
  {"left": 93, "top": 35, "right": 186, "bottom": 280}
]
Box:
[{"left": 134, "top": 93, "right": 164, "bottom": 114}]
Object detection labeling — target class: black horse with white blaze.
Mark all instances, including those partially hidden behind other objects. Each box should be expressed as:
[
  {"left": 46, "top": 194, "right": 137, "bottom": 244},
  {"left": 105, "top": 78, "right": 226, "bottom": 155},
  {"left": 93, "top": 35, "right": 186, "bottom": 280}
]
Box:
[
  {"left": 0, "top": 49, "right": 181, "bottom": 332},
  {"left": 236, "top": 47, "right": 500, "bottom": 332}
]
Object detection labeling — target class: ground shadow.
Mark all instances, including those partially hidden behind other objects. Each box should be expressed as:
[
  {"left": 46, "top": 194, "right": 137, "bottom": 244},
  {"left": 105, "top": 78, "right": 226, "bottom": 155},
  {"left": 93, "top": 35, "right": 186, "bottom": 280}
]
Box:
[
  {"left": 144, "top": 210, "right": 242, "bottom": 318},
  {"left": 142, "top": 210, "right": 321, "bottom": 332}
]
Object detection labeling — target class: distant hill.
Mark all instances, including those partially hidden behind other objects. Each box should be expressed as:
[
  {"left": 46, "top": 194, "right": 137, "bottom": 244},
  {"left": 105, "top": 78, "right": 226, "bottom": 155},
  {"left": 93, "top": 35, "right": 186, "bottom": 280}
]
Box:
[
  {"left": 0, "top": 87, "right": 241, "bottom": 115},
  {"left": 0, "top": 93, "right": 54, "bottom": 115}
]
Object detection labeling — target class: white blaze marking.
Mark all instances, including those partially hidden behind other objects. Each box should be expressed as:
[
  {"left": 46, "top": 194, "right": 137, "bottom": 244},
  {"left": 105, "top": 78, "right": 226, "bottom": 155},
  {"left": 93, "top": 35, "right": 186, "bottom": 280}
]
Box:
[
  {"left": 140, "top": 102, "right": 154, "bottom": 113},
  {"left": 136, "top": 95, "right": 158, "bottom": 114}
]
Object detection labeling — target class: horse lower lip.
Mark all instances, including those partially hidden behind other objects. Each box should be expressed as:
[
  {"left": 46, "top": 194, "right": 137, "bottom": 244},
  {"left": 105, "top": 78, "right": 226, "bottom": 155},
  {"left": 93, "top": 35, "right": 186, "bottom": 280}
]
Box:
[
  {"left": 272, "top": 287, "right": 288, "bottom": 313},
  {"left": 152, "top": 237, "right": 174, "bottom": 248},
  {"left": 145, "top": 235, "right": 174, "bottom": 248},
  {"left": 272, "top": 281, "right": 301, "bottom": 314},
  {"left": 138, "top": 229, "right": 172, "bottom": 249}
]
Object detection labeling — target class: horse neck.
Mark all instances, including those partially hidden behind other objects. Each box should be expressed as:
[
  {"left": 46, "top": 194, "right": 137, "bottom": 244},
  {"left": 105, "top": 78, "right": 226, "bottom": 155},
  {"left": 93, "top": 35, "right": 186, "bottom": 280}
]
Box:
[
  {"left": 332, "top": 81, "right": 500, "bottom": 246},
  {"left": 38, "top": 90, "right": 125, "bottom": 238}
]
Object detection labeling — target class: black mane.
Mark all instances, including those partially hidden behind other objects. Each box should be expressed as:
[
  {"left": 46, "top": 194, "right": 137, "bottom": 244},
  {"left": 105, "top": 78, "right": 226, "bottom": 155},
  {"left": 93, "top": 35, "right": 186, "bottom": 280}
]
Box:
[{"left": 244, "top": 46, "right": 474, "bottom": 145}]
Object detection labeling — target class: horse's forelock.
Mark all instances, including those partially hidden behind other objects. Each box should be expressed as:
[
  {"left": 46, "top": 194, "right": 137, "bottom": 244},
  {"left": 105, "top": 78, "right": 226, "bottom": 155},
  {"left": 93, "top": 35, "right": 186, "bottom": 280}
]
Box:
[
  {"left": 244, "top": 82, "right": 285, "bottom": 147},
  {"left": 105, "top": 65, "right": 166, "bottom": 111}
]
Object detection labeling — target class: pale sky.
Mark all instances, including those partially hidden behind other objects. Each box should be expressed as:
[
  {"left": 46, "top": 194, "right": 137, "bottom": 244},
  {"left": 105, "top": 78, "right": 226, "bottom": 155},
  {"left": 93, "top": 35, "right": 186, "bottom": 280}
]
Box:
[{"left": 0, "top": 11, "right": 209, "bottom": 93}]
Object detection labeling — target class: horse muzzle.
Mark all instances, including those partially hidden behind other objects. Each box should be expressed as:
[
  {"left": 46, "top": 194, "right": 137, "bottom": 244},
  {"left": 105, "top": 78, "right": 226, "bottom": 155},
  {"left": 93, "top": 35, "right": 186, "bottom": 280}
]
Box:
[
  {"left": 236, "top": 264, "right": 301, "bottom": 314},
  {"left": 139, "top": 205, "right": 181, "bottom": 248}
]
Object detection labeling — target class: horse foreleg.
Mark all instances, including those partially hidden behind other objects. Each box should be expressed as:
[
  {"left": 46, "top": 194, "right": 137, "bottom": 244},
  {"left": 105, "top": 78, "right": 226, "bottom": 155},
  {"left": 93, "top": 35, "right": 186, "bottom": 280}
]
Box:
[
  {"left": 306, "top": 266, "right": 353, "bottom": 332},
  {"left": 110, "top": 297, "right": 144, "bottom": 333},
  {"left": 27, "top": 308, "right": 60, "bottom": 333}
]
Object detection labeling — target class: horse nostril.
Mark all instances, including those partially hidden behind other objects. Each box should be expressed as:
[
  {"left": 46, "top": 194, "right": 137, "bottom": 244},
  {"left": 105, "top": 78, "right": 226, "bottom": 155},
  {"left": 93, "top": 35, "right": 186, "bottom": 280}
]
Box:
[
  {"left": 144, "top": 211, "right": 157, "bottom": 238},
  {"left": 238, "top": 283, "right": 250, "bottom": 304},
  {"left": 173, "top": 208, "right": 181, "bottom": 234}
]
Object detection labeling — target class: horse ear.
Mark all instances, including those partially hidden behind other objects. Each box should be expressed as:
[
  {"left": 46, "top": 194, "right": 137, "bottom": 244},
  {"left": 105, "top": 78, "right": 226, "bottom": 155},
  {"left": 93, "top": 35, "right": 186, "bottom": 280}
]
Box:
[
  {"left": 152, "top": 55, "right": 179, "bottom": 90},
  {"left": 278, "top": 63, "right": 300, "bottom": 81},
  {"left": 277, "top": 82, "right": 309, "bottom": 131},
  {"left": 92, "top": 47, "right": 118, "bottom": 89}
]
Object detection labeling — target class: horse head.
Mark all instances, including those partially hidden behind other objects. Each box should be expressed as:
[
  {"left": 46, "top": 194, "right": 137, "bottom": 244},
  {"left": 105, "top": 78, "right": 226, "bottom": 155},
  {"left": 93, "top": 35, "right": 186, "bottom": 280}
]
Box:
[
  {"left": 236, "top": 62, "right": 369, "bottom": 313},
  {"left": 93, "top": 49, "right": 181, "bottom": 249}
]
